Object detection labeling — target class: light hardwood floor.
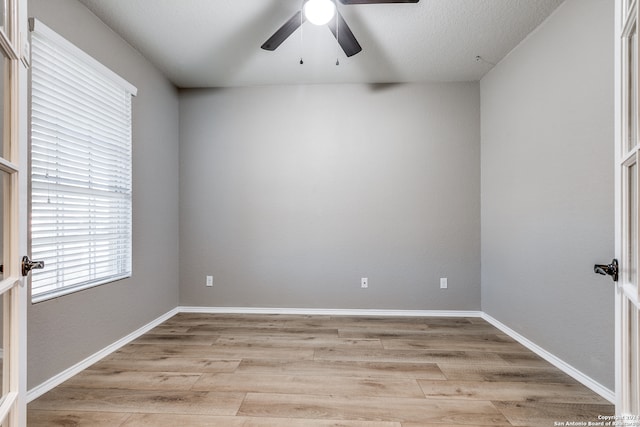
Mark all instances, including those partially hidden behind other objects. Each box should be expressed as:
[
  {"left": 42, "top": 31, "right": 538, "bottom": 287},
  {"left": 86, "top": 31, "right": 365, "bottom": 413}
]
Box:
[{"left": 28, "top": 313, "right": 614, "bottom": 426}]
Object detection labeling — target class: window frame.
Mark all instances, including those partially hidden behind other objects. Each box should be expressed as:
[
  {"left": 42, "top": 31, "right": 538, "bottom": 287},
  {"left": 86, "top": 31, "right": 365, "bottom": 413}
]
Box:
[{"left": 28, "top": 18, "right": 137, "bottom": 303}]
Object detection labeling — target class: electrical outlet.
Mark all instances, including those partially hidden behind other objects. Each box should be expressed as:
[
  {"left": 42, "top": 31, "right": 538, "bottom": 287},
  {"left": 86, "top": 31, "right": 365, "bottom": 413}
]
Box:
[
  {"left": 361, "top": 277, "right": 368, "bottom": 288},
  {"left": 440, "top": 277, "right": 448, "bottom": 289},
  {"left": 206, "top": 275, "right": 213, "bottom": 287}
]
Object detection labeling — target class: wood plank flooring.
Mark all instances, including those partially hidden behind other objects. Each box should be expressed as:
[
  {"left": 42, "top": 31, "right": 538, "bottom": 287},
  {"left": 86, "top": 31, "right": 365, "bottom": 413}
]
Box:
[{"left": 28, "top": 313, "right": 614, "bottom": 426}]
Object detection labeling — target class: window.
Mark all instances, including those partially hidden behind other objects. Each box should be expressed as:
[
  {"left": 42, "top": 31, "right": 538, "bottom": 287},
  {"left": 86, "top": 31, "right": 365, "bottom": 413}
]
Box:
[{"left": 29, "top": 19, "right": 137, "bottom": 303}]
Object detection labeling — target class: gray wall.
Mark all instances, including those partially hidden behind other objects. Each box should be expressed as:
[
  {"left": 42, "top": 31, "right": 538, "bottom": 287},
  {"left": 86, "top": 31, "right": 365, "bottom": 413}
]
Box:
[
  {"left": 179, "top": 83, "right": 480, "bottom": 310},
  {"left": 27, "top": 0, "right": 180, "bottom": 389},
  {"left": 480, "top": 0, "right": 614, "bottom": 389}
]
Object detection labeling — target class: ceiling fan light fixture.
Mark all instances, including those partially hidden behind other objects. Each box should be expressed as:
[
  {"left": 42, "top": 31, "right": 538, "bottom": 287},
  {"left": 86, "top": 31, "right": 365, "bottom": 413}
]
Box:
[{"left": 304, "top": 0, "right": 336, "bottom": 26}]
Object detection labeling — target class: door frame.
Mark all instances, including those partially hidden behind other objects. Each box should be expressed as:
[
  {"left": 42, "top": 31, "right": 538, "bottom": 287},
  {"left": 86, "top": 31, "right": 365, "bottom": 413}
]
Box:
[
  {"left": 615, "top": 0, "right": 640, "bottom": 418},
  {"left": 0, "top": 0, "right": 28, "bottom": 424}
]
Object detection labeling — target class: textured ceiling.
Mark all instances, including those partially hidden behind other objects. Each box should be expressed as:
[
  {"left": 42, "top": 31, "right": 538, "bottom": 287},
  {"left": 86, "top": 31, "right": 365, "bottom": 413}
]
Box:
[{"left": 77, "top": 0, "right": 565, "bottom": 88}]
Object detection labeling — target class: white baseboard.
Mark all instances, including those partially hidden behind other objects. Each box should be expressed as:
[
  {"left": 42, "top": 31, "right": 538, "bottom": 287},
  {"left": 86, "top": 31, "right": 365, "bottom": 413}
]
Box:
[
  {"left": 178, "top": 306, "right": 483, "bottom": 318},
  {"left": 26, "top": 306, "right": 615, "bottom": 405},
  {"left": 481, "top": 312, "right": 615, "bottom": 404},
  {"left": 26, "top": 307, "right": 179, "bottom": 403}
]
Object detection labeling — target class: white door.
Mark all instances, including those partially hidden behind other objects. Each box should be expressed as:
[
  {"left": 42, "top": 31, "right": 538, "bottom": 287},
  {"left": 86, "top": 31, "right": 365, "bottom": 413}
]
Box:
[
  {"left": 0, "top": 0, "right": 29, "bottom": 425},
  {"left": 615, "top": 0, "right": 640, "bottom": 419}
]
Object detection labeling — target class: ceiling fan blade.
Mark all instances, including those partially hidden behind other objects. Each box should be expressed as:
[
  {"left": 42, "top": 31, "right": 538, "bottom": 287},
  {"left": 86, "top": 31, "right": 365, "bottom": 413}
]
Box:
[
  {"left": 327, "top": 11, "right": 362, "bottom": 57},
  {"left": 261, "top": 11, "right": 305, "bottom": 51},
  {"left": 339, "top": 0, "right": 418, "bottom": 3}
]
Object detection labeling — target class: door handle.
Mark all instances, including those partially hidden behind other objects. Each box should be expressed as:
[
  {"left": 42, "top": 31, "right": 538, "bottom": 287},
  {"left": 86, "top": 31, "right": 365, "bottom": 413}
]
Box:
[
  {"left": 22, "top": 255, "right": 44, "bottom": 277},
  {"left": 594, "top": 258, "right": 618, "bottom": 282}
]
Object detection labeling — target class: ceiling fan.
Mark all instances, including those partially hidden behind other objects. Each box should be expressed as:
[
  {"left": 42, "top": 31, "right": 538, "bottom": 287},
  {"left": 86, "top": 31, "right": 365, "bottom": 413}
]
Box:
[{"left": 261, "top": 0, "right": 419, "bottom": 58}]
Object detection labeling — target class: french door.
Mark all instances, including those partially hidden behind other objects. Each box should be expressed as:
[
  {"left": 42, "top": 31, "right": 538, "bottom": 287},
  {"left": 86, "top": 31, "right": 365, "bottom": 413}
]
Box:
[
  {"left": 616, "top": 0, "right": 640, "bottom": 419},
  {"left": 0, "top": 0, "right": 28, "bottom": 425}
]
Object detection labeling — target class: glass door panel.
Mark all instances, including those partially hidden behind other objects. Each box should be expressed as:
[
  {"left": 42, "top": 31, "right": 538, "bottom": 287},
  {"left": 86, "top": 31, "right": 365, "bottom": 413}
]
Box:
[
  {"left": 628, "top": 300, "right": 639, "bottom": 415},
  {"left": 0, "top": 170, "right": 3, "bottom": 282},
  {"left": 0, "top": 0, "right": 5, "bottom": 35},
  {"left": 626, "top": 159, "right": 638, "bottom": 286},
  {"left": 0, "top": 166, "right": 14, "bottom": 426},
  {"left": 0, "top": 170, "right": 4, "bottom": 406},
  {"left": 622, "top": 154, "right": 640, "bottom": 300},
  {"left": 0, "top": 55, "right": 5, "bottom": 159},
  {"left": 627, "top": 23, "right": 638, "bottom": 153},
  {"left": 0, "top": 26, "right": 9, "bottom": 418},
  {"left": 625, "top": 0, "right": 635, "bottom": 16}
]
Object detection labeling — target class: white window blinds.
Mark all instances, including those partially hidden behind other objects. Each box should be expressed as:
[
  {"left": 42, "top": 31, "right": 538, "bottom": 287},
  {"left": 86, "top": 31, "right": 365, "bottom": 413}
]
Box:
[{"left": 30, "top": 19, "right": 137, "bottom": 303}]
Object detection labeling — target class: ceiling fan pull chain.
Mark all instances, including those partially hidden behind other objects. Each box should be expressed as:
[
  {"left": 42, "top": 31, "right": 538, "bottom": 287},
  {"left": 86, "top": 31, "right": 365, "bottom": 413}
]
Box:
[
  {"left": 335, "top": 0, "right": 340, "bottom": 65},
  {"left": 300, "top": 0, "right": 305, "bottom": 65}
]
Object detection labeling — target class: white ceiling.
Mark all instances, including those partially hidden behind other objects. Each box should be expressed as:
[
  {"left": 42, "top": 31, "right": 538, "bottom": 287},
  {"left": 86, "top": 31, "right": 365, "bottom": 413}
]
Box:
[{"left": 76, "top": 0, "right": 565, "bottom": 88}]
